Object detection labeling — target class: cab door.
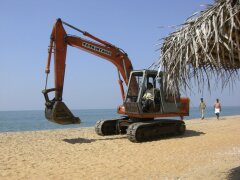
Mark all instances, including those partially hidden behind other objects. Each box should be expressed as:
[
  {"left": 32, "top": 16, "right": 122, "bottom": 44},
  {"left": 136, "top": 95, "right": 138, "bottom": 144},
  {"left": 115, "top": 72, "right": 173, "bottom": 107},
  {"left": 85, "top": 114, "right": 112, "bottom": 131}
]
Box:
[{"left": 124, "top": 71, "right": 145, "bottom": 114}]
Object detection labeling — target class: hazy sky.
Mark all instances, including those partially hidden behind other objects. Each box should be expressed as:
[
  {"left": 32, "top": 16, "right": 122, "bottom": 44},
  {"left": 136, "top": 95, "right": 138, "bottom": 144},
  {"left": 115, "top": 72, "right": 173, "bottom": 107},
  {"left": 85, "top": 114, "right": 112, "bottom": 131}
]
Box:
[{"left": 0, "top": 0, "right": 239, "bottom": 111}]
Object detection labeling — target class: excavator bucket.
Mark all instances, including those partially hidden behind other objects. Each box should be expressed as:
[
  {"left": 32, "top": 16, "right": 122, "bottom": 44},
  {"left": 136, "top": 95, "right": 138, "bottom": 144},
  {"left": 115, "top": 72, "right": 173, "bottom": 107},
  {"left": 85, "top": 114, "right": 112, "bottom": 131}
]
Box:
[
  {"left": 45, "top": 101, "right": 81, "bottom": 125},
  {"left": 42, "top": 89, "right": 80, "bottom": 125}
]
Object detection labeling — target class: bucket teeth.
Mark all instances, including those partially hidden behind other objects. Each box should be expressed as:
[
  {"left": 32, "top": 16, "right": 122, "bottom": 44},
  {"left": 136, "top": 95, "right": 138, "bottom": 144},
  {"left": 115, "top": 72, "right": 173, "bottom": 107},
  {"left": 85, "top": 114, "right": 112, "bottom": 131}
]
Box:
[{"left": 45, "top": 101, "right": 80, "bottom": 125}]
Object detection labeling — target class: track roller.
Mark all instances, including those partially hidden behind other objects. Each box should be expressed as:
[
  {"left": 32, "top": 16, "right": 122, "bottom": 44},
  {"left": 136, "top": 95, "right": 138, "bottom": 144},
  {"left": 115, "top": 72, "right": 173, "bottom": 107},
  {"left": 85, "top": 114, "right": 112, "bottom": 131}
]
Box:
[
  {"left": 127, "top": 120, "right": 186, "bottom": 143},
  {"left": 95, "top": 116, "right": 129, "bottom": 136}
]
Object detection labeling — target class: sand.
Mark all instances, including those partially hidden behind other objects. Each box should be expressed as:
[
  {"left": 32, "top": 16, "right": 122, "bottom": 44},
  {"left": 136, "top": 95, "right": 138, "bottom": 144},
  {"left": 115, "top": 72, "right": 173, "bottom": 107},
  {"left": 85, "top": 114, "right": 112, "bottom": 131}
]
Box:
[{"left": 0, "top": 115, "right": 240, "bottom": 180}]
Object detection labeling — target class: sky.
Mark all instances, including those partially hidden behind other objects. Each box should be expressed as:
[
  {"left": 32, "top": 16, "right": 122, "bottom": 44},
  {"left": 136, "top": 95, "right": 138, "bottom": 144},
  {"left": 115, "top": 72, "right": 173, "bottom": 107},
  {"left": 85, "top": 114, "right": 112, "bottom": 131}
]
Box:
[{"left": 0, "top": 0, "right": 239, "bottom": 111}]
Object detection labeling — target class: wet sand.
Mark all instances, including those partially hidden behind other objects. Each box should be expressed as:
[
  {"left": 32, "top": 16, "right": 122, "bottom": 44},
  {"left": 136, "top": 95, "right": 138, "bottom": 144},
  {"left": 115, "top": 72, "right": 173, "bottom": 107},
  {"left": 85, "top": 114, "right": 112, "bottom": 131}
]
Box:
[{"left": 0, "top": 115, "right": 240, "bottom": 180}]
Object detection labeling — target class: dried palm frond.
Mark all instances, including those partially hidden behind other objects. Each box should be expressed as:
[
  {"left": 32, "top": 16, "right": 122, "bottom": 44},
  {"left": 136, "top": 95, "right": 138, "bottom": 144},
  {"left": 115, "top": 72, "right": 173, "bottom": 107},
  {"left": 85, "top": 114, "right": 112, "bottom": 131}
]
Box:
[{"left": 151, "top": 0, "right": 240, "bottom": 96}]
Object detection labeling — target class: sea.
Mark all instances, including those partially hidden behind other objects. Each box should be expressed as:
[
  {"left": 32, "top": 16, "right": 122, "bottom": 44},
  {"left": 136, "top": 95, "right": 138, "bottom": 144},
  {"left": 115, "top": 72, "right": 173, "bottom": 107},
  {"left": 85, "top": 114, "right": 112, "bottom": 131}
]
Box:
[{"left": 0, "top": 106, "right": 239, "bottom": 133}]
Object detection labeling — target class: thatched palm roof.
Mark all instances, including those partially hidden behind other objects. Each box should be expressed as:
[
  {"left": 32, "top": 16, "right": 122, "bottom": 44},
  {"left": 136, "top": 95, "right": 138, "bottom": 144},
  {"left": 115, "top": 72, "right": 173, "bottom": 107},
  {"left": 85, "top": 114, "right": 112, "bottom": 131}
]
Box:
[{"left": 152, "top": 0, "right": 240, "bottom": 95}]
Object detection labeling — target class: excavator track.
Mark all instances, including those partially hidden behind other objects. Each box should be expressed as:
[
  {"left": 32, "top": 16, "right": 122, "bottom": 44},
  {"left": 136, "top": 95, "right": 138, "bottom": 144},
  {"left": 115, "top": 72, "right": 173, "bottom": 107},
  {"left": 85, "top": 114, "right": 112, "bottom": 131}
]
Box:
[
  {"left": 95, "top": 116, "right": 129, "bottom": 136},
  {"left": 127, "top": 120, "right": 186, "bottom": 142}
]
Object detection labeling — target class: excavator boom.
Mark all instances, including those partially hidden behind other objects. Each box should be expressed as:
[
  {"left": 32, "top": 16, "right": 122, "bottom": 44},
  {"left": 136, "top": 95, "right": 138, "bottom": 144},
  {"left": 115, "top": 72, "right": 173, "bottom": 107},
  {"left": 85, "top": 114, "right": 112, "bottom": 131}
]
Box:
[{"left": 43, "top": 19, "right": 133, "bottom": 124}]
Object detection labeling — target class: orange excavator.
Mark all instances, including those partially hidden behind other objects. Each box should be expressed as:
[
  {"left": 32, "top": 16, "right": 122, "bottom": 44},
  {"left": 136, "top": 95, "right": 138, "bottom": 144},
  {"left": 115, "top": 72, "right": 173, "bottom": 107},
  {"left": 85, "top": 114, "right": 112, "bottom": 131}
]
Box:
[{"left": 43, "top": 19, "right": 189, "bottom": 142}]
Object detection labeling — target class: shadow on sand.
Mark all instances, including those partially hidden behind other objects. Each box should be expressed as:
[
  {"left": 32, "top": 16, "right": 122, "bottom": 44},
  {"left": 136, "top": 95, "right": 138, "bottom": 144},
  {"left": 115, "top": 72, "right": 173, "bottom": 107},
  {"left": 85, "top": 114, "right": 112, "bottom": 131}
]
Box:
[
  {"left": 63, "top": 129, "right": 205, "bottom": 144},
  {"left": 227, "top": 166, "right": 240, "bottom": 180},
  {"left": 63, "top": 136, "right": 126, "bottom": 144},
  {"left": 184, "top": 129, "right": 205, "bottom": 137}
]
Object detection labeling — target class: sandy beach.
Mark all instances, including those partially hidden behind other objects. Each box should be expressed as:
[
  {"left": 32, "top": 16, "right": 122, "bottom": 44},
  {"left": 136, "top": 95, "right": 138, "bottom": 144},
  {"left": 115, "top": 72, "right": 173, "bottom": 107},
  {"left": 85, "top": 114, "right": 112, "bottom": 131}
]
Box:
[{"left": 0, "top": 115, "right": 240, "bottom": 180}]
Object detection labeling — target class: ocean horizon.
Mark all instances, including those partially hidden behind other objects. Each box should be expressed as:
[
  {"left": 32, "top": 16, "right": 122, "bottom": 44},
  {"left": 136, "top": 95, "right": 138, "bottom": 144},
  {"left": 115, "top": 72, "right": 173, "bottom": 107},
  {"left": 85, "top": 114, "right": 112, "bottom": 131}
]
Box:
[{"left": 0, "top": 106, "right": 239, "bottom": 133}]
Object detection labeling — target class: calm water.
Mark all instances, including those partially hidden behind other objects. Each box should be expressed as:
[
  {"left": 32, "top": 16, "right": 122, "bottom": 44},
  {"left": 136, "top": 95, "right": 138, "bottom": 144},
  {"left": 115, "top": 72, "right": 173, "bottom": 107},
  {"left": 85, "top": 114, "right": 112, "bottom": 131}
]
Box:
[{"left": 0, "top": 107, "right": 239, "bottom": 132}]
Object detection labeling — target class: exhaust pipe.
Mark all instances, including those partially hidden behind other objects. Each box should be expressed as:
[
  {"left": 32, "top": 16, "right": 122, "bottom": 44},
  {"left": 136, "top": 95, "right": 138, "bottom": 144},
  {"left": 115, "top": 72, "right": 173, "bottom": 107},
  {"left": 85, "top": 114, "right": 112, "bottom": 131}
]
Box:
[{"left": 42, "top": 89, "right": 80, "bottom": 125}]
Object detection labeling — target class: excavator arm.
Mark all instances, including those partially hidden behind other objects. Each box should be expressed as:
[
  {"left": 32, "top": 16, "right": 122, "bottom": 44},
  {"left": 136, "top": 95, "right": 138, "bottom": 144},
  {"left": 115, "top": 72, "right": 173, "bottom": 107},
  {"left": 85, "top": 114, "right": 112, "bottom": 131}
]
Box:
[{"left": 43, "top": 19, "right": 133, "bottom": 124}]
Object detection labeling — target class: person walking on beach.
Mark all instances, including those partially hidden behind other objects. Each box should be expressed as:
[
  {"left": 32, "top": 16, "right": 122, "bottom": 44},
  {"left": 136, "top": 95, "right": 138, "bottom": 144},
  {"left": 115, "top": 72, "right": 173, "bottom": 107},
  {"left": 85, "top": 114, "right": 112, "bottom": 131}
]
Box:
[
  {"left": 199, "top": 98, "right": 206, "bottom": 119},
  {"left": 214, "top": 99, "right": 221, "bottom": 120}
]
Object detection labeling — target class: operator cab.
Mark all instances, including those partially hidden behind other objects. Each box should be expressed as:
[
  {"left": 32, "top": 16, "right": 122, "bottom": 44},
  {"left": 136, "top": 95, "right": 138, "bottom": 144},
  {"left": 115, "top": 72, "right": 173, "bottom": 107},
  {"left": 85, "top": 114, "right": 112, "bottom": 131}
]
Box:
[{"left": 123, "top": 70, "right": 183, "bottom": 115}]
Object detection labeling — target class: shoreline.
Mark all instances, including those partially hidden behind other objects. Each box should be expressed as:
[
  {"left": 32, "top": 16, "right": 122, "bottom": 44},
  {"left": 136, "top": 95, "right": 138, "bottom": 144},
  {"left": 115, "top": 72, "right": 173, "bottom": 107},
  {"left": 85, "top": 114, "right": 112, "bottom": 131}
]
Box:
[
  {"left": 0, "top": 115, "right": 240, "bottom": 179},
  {"left": 1, "top": 108, "right": 240, "bottom": 133},
  {"left": 0, "top": 114, "right": 239, "bottom": 134}
]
